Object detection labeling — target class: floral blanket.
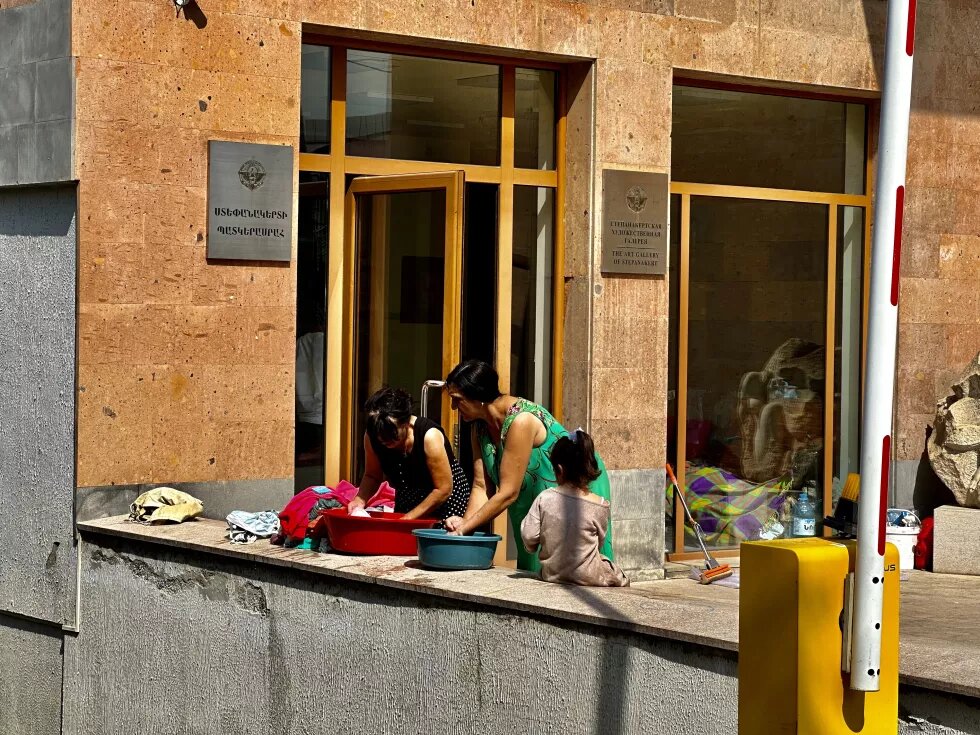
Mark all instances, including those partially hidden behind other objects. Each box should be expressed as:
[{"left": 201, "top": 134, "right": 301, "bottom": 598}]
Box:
[{"left": 669, "top": 464, "right": 788, "bottom": 546}]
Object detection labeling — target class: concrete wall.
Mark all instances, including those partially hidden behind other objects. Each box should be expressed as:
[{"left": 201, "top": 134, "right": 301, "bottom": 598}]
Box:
[
  {"left": 0, "top": 614, "right": 64, "bottom": 735},
  {"left": 63, "top": 535, "right": 735, "bottom": 735},
  {"left": 47, "top": 533, "right": 978, "bottom": 735},
  {"left": 0, "top": 0, "right": 73, "bottom": 185},
  {"left": 0, "top": 185, "right": 78, "bottom": 626}
]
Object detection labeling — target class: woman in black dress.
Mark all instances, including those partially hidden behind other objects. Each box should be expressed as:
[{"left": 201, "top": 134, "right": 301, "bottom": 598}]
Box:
[{"left": 348, "top": 387, "right": 470, "bottom": 522}]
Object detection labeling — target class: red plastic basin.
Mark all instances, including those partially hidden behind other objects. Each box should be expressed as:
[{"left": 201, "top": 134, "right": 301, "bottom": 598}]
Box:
[{"left": 322, "top": 508, "right": 438, "bottom": 555}]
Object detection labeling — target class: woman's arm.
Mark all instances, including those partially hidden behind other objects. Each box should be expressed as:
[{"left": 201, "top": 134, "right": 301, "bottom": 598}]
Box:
[
  {"left": 349, "top": 433, "right": 383, "bottom": 513},
  {"left": 450, "top": 413, "right": 536, "bottom": 535},
  {"left": 444, "top": 429, "right": 490, "bottom": 532},
  {"left": 400, "top": 428, "right": 454, "bottom": 520},
  {"left": 520, "top": 494, "right": 542, "bottom": 553}
]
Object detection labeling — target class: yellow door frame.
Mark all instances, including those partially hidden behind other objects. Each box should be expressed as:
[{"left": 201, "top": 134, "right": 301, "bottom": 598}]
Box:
[
  {"left": 668, "top": 181, "right": 872, "bottom": 561},
  {"left": 341, "top": 171, "right": 465, "bottom": 476}
]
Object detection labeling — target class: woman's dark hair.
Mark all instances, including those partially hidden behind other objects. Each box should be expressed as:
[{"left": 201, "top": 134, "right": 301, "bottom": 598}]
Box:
[
  {"left": 445, "top": 360, "right": 503, "bottom": 402},
  {"left": 550, "top": 429, "right": 601, "bottom": 487},
  {"left": 364, "top": 387, "right": 412, "bottom": 444}
]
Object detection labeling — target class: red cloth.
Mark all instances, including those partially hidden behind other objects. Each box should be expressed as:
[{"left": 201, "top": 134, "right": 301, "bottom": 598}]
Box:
[
  {"left": 913, "top": 515, "right": 934, "bottom": 571},
  {"left": 366, "top": 481, "right": 396, "bottom": 509}
]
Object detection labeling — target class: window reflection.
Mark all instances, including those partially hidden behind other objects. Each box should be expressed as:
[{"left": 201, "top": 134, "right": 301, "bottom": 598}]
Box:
[
  {"left": 346, "top": 50, "right": 501, "bottom": 165},
  {"left": 300, "top": 45, "right": 331, "bottom": 154},
  {"left": 511, "top": 187, "right": 554, "bottom": 407},
  {"left": 515, "top": 68, "right": 556, "bottom": 170}
]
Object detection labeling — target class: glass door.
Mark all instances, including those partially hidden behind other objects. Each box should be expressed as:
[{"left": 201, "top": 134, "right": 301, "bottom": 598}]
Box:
[{"left": 342, "top": 172, "right": 464, "bottom": 481}]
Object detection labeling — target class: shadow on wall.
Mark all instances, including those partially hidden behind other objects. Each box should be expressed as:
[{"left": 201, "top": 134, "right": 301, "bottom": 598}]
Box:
[{"left": 0, "top": 186, "right": 76, "bottom": 237}]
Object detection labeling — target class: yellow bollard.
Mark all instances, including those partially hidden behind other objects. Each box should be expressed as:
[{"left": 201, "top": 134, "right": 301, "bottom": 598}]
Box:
[{"left": 739, "top": 538, "right": 900, "bottom": 734}]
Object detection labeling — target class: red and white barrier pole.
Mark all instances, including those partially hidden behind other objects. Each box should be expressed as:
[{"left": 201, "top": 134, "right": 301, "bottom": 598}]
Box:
[{"left": 851, "top": 0, "right": 917, "bottom": 693}]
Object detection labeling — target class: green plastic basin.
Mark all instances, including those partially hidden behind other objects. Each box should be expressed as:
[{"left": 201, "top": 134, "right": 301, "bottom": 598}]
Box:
[{"left": 412, "top": 528, "right": 502, "bottom": 570}]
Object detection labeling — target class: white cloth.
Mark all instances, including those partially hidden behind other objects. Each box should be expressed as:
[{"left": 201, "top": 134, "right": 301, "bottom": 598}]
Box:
[{"left": 295, "top": 331, "right": 324, "bottom": 424}]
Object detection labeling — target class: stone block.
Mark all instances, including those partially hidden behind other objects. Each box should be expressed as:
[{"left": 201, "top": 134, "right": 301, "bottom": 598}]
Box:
[
  {"left": 34, "top": 118, "right": 72, "bottom": 181},
  {"left": 939, "top": 234, "right": 980, "bottom": 281},
  {"left": 933, "top": 505, "right": 980, "bottom": 576},
  {"left": 0, "top": 5, "right": 27, "bottom": 68},
  {"left": 900, "top": 278, "right": 980, "bottom": 325},
  {"left": 0, "top": 125, "right": 16, "bottom": 182},
  {"left": 595, "top": 58, "right": 671, "bottom": 168},
  {"left": 15, "top": 122, "right": 37, "bottom": 183},
  {"left": 0, "top": 62, "right": 36, "bottom": 127},
  {"left": 898, "top": 324, "right": 946, "bottom": 372},
  {"left": 592, "top": 366, "right": 667, "bottom": 422},
  {"left": 34, "top": 56, "right": 72, "bottom": 122},
  {"left": 928, "top": 354, "right": 980, "bottom": 508},
  {"left": 592, "top": 417, "right": 664, "bottom": 471},
  {"left": 943, "top": 323, "right": 980, "bottom": 369},
  {"left": 26, "top": 0, "right": 71, "bottom": 63}
]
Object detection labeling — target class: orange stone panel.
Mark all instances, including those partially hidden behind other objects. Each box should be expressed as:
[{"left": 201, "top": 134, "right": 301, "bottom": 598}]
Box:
[{"left": 591, "top": 418, "right": 664, "bottom": 471}]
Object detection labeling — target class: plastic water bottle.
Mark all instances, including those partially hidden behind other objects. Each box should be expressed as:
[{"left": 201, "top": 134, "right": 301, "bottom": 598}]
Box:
[{"left": 792, "top": 487, "right": 817, "bottom": 538}]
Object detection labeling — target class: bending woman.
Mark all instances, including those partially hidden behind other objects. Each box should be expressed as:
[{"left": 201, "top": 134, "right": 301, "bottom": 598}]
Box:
[
  {"left": 443, "top": 360, "right": 614, "bottom": 571},
  {"left": 349, "top": 387, "right": 470, "bottom": 522}
]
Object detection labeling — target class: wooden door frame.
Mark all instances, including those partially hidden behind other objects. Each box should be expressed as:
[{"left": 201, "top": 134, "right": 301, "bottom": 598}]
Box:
[{"left": 341, "top": 171, "right": 465, "bottom": 478}]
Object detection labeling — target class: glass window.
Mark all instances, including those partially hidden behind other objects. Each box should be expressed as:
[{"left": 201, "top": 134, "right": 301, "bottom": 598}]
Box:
[
  {"left": 834, "top": 207, "right": 864, "bottom": 504},
  {"left": 300, "top": 45, "right": 331, "bottom": 154},
  {"left": 351, "top": 188, "right": 447, "bottom": 479},
  {"left": 295, "top": 173, "right": 329, "bottom": 491},
  {"left": 510, "top": 186, "right": 554, "bottom": 407},
  {"left": 514, "top": 68, "right": 556, "bottom": 170},
  {"left": 685, "top": 197, "right": 828, "bottom": 549},
  {"left": 671, "top": 86, "right": 867, "bottom": 194},
  {"left": 346, "top": 50, "right": 501, "bottom": 165}
]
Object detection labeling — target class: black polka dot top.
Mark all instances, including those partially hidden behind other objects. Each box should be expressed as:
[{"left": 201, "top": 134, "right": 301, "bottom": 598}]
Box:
[{"left": 370, "top": 416, "right": 471, "bottom": 521}]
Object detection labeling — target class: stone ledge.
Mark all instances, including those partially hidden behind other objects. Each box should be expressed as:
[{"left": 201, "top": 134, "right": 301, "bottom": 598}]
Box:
[{"left": 77, "top": 515, "right": 980, "bottom": 701}]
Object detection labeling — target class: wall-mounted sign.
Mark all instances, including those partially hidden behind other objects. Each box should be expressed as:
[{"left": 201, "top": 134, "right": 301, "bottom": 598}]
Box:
[
  {"left": 600, "top": 169, "right": 668, "bottom": 275},
  {"left": 207, "top": 141, "right": 293, "bottom": 261}
]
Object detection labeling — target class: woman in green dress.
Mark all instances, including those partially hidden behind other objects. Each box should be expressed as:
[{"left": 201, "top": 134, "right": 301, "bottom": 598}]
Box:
[{"left": 443, "top": 359, "right": 614, "bottom": 571}]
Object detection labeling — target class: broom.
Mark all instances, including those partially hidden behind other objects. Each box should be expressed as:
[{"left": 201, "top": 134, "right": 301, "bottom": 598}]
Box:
[{"left": 666, "top": 463, "right": 733, "bottom": 584}]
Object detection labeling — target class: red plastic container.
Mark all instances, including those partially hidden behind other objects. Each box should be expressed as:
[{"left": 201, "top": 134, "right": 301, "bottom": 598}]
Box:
[{"left": 322, "top": 508, "right": 438, "bottom": 555}]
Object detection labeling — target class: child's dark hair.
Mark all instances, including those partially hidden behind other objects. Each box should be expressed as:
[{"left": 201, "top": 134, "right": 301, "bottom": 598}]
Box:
[
  {"left": 446, "top": 359, "right": 503, "bottom": 402},
  {"left": 364, "top": 387, "right": 412, "bottom": 444},
  {"left": 550, "top": 429, "right": 601, "bottom": 487}
]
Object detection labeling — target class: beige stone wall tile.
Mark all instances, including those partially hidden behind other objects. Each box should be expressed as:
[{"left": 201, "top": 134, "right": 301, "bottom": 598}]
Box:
[
  {"left": 894, "top": 411, "right": 934, "bottom": 462},
  {"left": 946, "top": 144, "right": 980, "bottom": 192},
  {"left": 898, "top": 323, "right": 946, "bottom": 372},
  {"left": 898, "top": 229, "right": 939, "bottom": 280},
  {"left": 592, "top": 366, "right": 667, "bottom": 421},
  {"left": 906, "top": 140, "right": 950, "bottom": 189},
  {"left": 593, "top": 315, "right": 667, "bottom": 369},
  {"left": 595, "top": 59, "right": 671, "bottom": 167},
  {"left": 896, "top": 369, "right": 938, "bottom": 419},
  {"left": 591, "top": 418, "right": 663, "bottom": 470},
  {"left": 78, "top": 306, "right": 176, "bottom": 366},
  {"left": 238, "top": 262, "right": 295, "bottom": 307},
  {"left": 243, "top": 419, "right": 294, "bottom": 478},
  {"left": 74, "top": 58, "right": 142, "bottom": 124},
  {"left": 675, "top": 0, "right": 749, "bottom": 25},
  {"left": 902, "top": 185, "right": 958, "bottom": 239},
  {"left": 172, "top": 305, "right": 251, "bottom": 365},
  {"left": 513, "top": 0, "right": 600, "bottom": 57},
  {"left": 943, "top": 323, "right": 980, "bottom": 369},
  {"left": 756, "top": 28, "right": 875, "bottom": 89},
  {"left": 662, "top": 18, "right": 759, "bottom": 76},
  {"left": 191, "top": 258, "right": 246, "bottom": 306},
  {"left": 938, "top": 234, "right": 980, "bottom": 280},
  {"left": 759, "top": 0, "right": 880, "bottom": 40},
  {"left": 78, "top": 180, "right": 145, "bottom": 246},
  {"left": 240, "top": 365, "right": 294, "bottom": 422},
  {"left": 899, "top": 278, "right": 980, "bottom": 325},
  {"left": 79, "top": 242, "right": 195, "bottom": 305},
  {"left": 249, "top": 306, "right": 296, "bottom": 364},
  {"left": 143, "top": 185, "right": 208, "bottom": 247}
]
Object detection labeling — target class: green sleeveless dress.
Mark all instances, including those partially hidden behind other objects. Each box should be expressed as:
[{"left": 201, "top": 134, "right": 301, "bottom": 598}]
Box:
[{"left": 476, "top": 398, "right": 614, "bottom": 571}]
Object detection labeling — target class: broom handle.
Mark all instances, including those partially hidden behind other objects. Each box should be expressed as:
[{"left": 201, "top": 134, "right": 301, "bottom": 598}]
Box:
[{"left": 666, "top": 464, "right": 714, "bottom": 562}]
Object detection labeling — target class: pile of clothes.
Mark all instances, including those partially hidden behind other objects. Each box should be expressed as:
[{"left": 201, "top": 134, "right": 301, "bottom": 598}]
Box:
[{"left": 227, "top": 480, "right": 395, "bottom": 550}]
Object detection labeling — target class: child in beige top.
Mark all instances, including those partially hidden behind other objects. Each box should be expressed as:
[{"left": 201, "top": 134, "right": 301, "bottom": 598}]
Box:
[{"left": 520, "top": 430, "right": 629, "bottom": 587}]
